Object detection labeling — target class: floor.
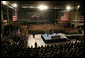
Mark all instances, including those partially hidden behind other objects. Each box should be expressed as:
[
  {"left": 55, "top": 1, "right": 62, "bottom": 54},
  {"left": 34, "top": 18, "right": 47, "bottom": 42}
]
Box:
[
  {"left": 27, "top": 34, "right": 46, "bottom": 48},
  {"left": 27, "top": 34, "right": 80, "bottom": 48}
]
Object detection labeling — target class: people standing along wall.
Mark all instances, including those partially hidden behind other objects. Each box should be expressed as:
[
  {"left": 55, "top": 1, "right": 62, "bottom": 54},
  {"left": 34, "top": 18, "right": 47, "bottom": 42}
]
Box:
[{"left": 18, "top": 28, "right": 20, "bottom": 36}]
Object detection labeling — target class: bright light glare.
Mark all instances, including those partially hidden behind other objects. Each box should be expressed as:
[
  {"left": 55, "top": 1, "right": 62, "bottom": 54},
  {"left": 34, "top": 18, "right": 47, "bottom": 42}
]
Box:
[
  {"left": 37, "top": 5, "right": 48, "bottom": 10},
  {"left": 2, "top": 1, "right": 7, "bottom": 5},
  {"left": 66, "top": 5, "right": 72, "bottom": 11},
  {"left": 12, "top": 3, "right": 17, "bottom": 8},
  {"left": 77, "top": 5, "right": 80, "bottom": 9},
  {"left": 30, "top": 6, "right": 34, "bottom": 8}
]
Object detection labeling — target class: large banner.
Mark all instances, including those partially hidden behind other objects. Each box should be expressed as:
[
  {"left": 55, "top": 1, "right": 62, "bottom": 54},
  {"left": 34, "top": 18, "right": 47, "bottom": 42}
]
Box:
[
  {"left": 12, "top": 10, "right": 17, "bottom": 21},
  {"left": 61, "top": 12, "right": 68, "bottom": 21},
  {"left": 80, "top": 16, "right": 84, "bottom": 23},
  {"left": 18, "top": 8, "right": 58, "bottom": 22}
]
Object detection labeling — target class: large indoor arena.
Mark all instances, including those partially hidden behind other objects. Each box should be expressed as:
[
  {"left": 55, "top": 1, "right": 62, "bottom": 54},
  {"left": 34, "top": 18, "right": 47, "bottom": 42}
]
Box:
[{"left": 1, "top": 1, "right": 84, "bottom": 57}]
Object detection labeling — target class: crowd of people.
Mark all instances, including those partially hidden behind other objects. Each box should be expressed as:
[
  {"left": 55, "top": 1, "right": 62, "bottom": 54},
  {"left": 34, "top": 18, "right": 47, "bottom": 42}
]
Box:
[
  {"left": 1, "top": 35, "right": 84, "bottom": 57},
  {"left": 1, "top": 22, "right": 84, "bottom": 57},
  {"left": 29, "top": 24, "right": 78, "bottom": 34},
  {"left": 2, "top": 22, "right": 28, "bottom": 47}
]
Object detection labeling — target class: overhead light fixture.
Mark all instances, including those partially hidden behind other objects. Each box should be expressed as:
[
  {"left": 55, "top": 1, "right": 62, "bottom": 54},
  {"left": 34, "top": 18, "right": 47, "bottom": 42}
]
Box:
[
  {"left": 2, "top": 1, "right": 7, "bottom": 5},
  {"left": 12, "top": 3, "right": 18, "bottom": 8},
  {"left": 66, "top": 5, "right": 72, "bottom": 11},
  {"left": 77, "top": 5, "right": 80, "bottom": 9},
  {"left": 37, "top": 5, "right": 48, "bottom": 10}
]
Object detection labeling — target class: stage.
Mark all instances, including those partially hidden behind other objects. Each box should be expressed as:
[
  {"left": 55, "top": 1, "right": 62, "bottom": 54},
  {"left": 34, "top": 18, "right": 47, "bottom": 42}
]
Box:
[
  {"left": 27, "top": 34, "right": 80, "bottom": 48},
  {"left": 41, "top": 33, "right": 69, "bottom": 43}
]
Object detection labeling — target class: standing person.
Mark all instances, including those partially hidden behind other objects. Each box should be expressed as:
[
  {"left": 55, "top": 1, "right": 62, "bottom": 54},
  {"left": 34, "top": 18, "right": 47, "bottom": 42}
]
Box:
[
  {"left": 33, "top": 33, "right": 35, "bottom": 38},
  {"left": 35, "top": 42, "right": 37, "bottom": 48},
  {"left": 78, "top": 27, "right": 82, "bottom": 34},
  {"left": 18, "top": 28, "right": 20, "bottom": 36},
  {"left": 50, "top": 29, "right": 52, "bottom": 34}
]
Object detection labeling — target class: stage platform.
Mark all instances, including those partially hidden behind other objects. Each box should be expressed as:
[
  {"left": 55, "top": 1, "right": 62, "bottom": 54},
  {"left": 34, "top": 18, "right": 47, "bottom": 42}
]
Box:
[
  {"left": 27, "top": 34, "right": 80, "bottom": 48},
  {"left": 41, "top": 33, "right": 69, "bottom": 43}
]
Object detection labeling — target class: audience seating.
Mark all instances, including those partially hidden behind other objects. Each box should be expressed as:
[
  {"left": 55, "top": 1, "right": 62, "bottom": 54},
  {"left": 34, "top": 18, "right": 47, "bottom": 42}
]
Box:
[
  {"left": 1, "top": 35, "right": 84, "bottom": 57},
  {"left": 1, "top": 23, "right": 84, "bottom": 57}
]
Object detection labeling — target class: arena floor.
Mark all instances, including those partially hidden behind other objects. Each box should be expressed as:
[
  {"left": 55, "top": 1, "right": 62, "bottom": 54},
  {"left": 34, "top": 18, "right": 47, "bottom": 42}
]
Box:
[{"left": 27, "top": 34, "right": 80, "bottom": 48}]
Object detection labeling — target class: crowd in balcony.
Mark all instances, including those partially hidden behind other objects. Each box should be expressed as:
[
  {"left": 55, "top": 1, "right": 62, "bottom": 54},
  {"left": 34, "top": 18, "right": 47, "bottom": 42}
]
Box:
[{"left": 29, "top": 24, "right": 78, "bottom": 34}]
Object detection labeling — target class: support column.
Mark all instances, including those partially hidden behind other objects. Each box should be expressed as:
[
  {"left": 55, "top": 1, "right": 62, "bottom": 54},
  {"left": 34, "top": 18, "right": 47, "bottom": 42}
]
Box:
[{"left": 7, "top": 6, "right": 9, "bottom": 23}]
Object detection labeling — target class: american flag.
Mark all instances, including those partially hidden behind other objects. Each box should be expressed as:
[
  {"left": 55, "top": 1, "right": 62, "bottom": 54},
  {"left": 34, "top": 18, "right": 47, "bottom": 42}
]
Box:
[
  {"left": 12, "top": 10, "right": 17, "bottom": 21},
  {"left": 80, "top": 16, "right": 84, "bottom": 23}
]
